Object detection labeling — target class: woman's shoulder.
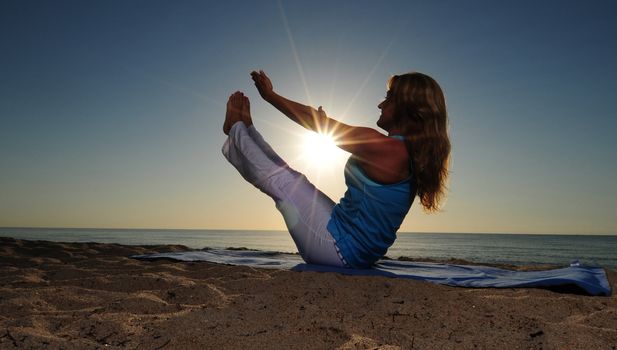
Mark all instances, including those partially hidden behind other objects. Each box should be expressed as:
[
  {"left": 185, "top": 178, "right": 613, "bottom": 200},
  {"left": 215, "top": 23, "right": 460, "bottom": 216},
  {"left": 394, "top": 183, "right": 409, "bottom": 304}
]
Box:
[{"left": 353, "top": 139, "right": 410, "bottom": 185}]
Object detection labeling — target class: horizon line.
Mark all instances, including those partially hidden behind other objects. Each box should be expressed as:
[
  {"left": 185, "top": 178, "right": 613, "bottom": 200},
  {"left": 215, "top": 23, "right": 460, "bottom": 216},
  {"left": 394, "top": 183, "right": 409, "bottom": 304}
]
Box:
[{"left": 0, "top": 226, "right": 615, "bottom": 236}]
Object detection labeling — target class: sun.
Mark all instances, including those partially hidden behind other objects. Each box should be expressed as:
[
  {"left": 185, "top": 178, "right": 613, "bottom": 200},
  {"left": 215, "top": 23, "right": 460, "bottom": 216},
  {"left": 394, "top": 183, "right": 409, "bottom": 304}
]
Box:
[{"left": 301, "top": 131, "right": 347, "bottom": 167}]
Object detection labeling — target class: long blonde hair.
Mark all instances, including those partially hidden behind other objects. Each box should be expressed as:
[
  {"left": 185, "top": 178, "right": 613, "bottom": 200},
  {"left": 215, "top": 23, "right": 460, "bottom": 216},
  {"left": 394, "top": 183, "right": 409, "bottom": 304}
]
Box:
[{"left": 388, "top": 72, "right": 451, "bottom": 213}]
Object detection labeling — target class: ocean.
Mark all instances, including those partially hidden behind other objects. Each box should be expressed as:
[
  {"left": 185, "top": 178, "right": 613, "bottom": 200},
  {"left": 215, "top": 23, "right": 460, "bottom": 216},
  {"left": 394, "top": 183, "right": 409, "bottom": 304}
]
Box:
[{"left": 1, "top": 227, "right": 616, "bottom": 268}]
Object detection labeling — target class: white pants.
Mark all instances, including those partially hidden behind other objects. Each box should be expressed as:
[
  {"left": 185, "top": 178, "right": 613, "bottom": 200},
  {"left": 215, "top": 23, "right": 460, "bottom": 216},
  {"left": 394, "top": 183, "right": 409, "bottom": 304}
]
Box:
[{"left": 222, "top": 121, "right": 346, "bottom": 267}]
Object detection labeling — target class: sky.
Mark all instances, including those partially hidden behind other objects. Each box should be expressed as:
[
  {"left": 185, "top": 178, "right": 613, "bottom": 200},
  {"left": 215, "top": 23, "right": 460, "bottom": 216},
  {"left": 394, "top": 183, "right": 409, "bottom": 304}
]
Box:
[{"left": 1, "top": 0, "right": 616, "bottom": 234}]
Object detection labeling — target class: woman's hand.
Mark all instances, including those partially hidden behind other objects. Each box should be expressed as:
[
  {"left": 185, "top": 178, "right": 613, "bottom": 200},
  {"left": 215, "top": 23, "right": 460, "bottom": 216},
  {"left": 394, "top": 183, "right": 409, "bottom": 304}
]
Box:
[{"left": 250, "top": 70, "right": 275, "bottom": 102}]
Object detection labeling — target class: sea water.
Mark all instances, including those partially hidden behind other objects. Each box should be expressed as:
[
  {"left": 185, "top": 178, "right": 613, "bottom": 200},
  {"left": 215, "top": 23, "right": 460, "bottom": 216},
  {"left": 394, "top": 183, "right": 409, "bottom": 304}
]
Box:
[{"left": 1, "top": 227, "right": 616, "bottom": 268}]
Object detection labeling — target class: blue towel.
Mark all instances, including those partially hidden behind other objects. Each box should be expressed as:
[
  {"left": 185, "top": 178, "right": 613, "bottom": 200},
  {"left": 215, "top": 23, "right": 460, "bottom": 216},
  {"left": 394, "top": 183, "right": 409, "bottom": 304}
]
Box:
[{"left": 131, "top": 249, "right": 612, "bottom": 296}]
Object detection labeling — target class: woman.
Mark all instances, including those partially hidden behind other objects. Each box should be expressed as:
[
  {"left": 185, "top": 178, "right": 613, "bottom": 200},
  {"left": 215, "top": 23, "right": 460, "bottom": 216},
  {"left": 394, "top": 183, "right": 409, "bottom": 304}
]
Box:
[{"left": 222, "top": 70, "right": 450, "bottom": 269}]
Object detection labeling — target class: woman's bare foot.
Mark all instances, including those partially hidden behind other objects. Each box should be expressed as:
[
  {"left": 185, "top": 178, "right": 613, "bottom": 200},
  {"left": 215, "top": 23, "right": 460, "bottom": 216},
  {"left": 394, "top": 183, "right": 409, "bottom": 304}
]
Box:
[
  {"left": 241, "top": 95, "right": 253, "bottom": 127},
  {"left": 224, "top": 91, "right": 244, "bottom": 135}
]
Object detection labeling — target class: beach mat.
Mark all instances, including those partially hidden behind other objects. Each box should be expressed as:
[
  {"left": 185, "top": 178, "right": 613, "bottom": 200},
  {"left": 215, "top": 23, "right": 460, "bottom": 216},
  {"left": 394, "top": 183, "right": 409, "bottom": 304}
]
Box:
[{"left": 131, "top": 249, "right": 612, "bottom": 296}]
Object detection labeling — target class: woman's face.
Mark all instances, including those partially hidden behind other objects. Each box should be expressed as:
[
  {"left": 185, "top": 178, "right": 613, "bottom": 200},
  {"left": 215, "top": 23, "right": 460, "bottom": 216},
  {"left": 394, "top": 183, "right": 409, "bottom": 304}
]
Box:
[{"left": 377, "top": 90, "right": 396, "bottom": 131}]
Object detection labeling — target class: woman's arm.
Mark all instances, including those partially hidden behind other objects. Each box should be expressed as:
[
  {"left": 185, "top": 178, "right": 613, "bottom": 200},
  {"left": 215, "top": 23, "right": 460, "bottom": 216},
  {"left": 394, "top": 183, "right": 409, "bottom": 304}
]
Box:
[
  {"left": 265, "top": 92, "right": 329, "bottom": 131},
  {"left": 250, "top": 70, "right": 389, "bottom": 157},
  {"left": 251, "top": 70, "right": 325, "bottom": 131}
]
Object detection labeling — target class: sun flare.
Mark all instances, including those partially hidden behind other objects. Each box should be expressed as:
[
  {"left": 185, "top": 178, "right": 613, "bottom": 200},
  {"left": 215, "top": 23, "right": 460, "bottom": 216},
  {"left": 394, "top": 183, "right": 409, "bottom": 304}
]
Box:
[{"left": 301, "top": 131, "right": 346, "bottom": 168}]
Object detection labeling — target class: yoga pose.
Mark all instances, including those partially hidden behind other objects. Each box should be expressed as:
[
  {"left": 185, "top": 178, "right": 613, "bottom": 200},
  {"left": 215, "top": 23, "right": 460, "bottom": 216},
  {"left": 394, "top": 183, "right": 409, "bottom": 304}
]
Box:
[{"left": 223, "top": 71, "right": 450, "bottom": 268}]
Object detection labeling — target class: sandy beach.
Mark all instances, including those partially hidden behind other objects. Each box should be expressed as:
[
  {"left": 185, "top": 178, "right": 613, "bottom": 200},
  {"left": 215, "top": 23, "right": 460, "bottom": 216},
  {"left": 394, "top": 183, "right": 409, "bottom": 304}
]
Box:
[{"left": 1, "top": 237, "right": 616, "bottom": 349}]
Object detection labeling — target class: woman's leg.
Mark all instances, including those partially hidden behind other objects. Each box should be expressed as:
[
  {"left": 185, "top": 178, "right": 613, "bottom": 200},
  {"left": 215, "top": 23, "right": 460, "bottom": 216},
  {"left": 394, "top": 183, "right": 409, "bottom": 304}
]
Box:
[
  {"left": 227, "top": 91, "right": 288, "bottom": 168},
  {"left": 273, "top": 174, "right": 346, "bottom": 267},
  {"left": 247, "top": 125, "right": 288, "bottom": 168},
  {"left": 221, "top": 93, "right": 345, "bottom": 267}
]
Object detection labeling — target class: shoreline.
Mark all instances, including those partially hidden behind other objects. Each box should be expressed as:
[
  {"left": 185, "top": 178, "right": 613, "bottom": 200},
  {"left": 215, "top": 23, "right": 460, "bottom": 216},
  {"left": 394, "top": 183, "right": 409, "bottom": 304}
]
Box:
[
  {"left": 1, "top": 237, "right": 616, "bottom": 348},
  {"left": 2, "top": 234, "right": 614, "bottom": 270}
]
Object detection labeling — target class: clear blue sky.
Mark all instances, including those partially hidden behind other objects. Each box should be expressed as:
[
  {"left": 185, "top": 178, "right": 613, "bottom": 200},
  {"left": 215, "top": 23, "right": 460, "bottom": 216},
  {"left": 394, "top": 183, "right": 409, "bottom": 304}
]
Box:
[{"left": 1, "top": 0, "right": 616, "bottom": 234}]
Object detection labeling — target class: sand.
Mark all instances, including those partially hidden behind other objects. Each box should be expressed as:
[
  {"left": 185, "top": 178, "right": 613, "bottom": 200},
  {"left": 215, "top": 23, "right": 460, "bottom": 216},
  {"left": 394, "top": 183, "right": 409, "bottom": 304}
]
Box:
[{"left": 0, "top": 237, "right": 616, "bottom": 349}]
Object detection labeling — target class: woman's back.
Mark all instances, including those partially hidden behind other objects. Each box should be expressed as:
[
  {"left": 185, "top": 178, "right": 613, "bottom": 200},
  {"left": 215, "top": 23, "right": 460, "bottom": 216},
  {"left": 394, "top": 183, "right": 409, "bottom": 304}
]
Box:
[{"left": 327, "top": 136, "right": 416, "bottom": 269}]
